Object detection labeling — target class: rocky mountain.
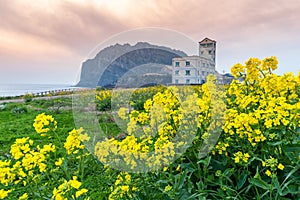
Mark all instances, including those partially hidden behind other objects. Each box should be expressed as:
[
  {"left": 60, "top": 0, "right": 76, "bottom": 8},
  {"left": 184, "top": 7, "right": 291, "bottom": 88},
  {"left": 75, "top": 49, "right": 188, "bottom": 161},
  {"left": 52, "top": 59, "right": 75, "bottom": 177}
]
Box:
[{"left": 76, "top": 42, "right": 187, "bottom": 88}]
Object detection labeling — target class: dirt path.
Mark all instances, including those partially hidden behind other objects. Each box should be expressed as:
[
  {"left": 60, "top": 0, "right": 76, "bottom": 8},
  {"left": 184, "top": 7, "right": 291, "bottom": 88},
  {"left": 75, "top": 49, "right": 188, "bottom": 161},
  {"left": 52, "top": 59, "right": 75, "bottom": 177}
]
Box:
[{"left": 0, "top": 95, "right": 72, "bottom": 104}]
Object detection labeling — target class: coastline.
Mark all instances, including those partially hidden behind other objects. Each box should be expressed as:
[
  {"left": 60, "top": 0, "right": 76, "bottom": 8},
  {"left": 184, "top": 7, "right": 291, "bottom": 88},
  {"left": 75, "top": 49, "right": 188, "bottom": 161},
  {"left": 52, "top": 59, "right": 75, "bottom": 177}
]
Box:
[
  {"left": 0, "top": 83, "right": 78, "bottom": 98},
  {"left": 0, "top": 87, "right": 94, "bottom": 104},
  {"left": 0, "top": 94, "right": 73, "bottom": 104}
]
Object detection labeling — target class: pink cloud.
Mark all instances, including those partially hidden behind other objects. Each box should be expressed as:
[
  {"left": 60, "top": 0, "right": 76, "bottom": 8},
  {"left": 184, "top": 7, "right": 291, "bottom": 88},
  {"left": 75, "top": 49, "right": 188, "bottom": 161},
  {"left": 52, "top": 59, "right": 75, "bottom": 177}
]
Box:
[{"left": 0, "top": 0, "right": 299, "bottom": 83}]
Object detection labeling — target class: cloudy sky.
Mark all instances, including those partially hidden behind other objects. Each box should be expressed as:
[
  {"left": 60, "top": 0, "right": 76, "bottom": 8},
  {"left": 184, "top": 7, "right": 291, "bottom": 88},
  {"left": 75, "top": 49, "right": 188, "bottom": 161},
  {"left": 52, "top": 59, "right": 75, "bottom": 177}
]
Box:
[{"left": 1, "top": 0, "right": 300, "bottom": 84}]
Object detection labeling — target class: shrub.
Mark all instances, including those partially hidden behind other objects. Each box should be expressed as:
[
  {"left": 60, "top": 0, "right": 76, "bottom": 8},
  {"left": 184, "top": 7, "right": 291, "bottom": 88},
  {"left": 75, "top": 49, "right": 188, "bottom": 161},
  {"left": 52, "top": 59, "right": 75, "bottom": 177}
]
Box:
[
  {"left": 11, "top": 106, "right": 28, "bottom": 114},
  {"left": 23, "top": 93, "right": 33, "bottom": 103}
]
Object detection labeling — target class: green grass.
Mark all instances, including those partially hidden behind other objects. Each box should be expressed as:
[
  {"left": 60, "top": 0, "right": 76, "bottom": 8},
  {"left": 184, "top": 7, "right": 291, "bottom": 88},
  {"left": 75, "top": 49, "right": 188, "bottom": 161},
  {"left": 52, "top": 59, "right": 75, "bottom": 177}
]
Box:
[
  {"left": 0, "top": 101, "right": 70, "bottom": 152},
  {"left": 0, "top": 97, "right": 122, "bottom": 157},
  {"left": 0, "top": 97, "right": 119, "bottom": 199},
  {"left": 98, "top": 113, "right": 122, "bottom": 137}
]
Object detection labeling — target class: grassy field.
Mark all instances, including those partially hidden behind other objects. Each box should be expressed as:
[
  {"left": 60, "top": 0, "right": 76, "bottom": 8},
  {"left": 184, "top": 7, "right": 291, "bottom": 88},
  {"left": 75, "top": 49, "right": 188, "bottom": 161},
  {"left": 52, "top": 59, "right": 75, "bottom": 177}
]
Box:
[
  {"left": 0, "top": 97, "right": 120, "bottom": 199},
  {"left": 0, "top": 97, "right": 121, "bottom": 152},
  {"left": 0, "top": 98, "right": 72, "bottom": 151}
]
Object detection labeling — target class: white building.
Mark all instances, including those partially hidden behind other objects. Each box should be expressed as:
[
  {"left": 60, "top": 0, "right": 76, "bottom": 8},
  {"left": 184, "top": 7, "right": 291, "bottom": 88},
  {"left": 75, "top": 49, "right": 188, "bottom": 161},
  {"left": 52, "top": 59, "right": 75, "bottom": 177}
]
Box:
[{"left": 172, "top": 38, "right": 221, "bottom": 84}]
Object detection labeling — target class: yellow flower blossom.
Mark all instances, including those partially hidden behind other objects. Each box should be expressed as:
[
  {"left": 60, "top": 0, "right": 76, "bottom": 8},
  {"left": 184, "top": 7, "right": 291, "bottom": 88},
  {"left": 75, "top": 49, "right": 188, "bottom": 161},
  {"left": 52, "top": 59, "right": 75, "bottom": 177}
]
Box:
[
  {"left": 18, "top": 193, "right": 28, "bottom": 200},
  {"left": 164, "top": 185, "right": 172, "bottom": 192},
  {"left": 265, "top": 170, "right": 272, "bottom": 177},
  {"left": 118, "top": 107, "right": 129, "bottom": 120},
  {"left": 0, "top": 189, "right": 12, "bottom": 199},
  {"left": 52, "top": 177, "right": 87, "bottom": 200},
  {"left": 75, "top": 188, "right": 88, "bottom": 198},
  {"left": 70, "top": 176, "right": 82, "bottom": 189},
  {"left": 33, "top": 113, "right": 57, "bottom": 135},
  {"left": 109, "top": 172, "right": 137, "bottom": 200},
  {"left": 55, "top": 158, "right": 64, "bottom": 166},
  {"left": 64, "top": 128, "right": 89, "bottom": 154},
  {"left": 234, "top": 151, "right": 250, "bottom": 164},
  {"left": 278, "top": 163, "right": 284, "bottom": 170}
]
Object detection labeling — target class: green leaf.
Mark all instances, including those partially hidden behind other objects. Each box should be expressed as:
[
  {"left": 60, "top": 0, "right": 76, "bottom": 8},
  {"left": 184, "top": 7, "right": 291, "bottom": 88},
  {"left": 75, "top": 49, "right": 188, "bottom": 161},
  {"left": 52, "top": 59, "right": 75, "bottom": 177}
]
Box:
[
  {"left": 282, "top": 144, "right": 300, "bottom": 152},
  {"left": 272, "top": 177, "right": 282, "bottom": 195},
  {"left": 281, "top": 180, "right": 295, "bottom": 195},
  {"left": 267, "top": 140, "right": 283, "bottom": 146},
  {"left": 223, "top": 168, "right": 234, "bottom": 177},
  {"left": 281, "top": 165, "right": 300, "bottom": 188},
  {"left": 282, "top": 184, "right": 299, "bottom": 196},
  {"left": 178, "top": 171, "right": 187, "bottom": 189},
  {"left": 248, "top": 178, "right": 270, "bottom": 190},
  {"left": 237, "top": 173, "right": 248, "bottom": 190},
  {"left": 156, "top": 179, "right": 168, "bottom": 185}
]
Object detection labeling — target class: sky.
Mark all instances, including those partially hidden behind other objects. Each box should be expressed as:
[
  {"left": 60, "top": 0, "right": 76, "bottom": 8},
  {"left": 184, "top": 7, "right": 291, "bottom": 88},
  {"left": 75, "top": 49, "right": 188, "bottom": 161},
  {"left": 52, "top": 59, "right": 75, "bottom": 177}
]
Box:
[{"left": 0, "top": 0, "right": 300, "bottom": 84}]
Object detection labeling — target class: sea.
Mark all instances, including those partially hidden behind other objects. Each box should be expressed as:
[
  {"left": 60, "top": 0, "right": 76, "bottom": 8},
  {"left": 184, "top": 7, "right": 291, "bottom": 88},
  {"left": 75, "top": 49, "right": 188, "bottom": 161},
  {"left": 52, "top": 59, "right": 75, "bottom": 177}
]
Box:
[{"left": 0, "top": 84, "right": 75, "bottom": 97}]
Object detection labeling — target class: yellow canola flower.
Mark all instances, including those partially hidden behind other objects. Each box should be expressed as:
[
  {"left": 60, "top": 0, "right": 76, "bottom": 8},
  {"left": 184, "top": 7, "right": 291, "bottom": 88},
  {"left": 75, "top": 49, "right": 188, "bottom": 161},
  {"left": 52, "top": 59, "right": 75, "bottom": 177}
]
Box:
[
  {"left": 18, "top": 193, "right": 28, "bottom": 200},
  {"left": 242, "top": 153, "right": 250, "bottom": 163},
  {"left": 164, "top": 185, "right": 172, "bottom": 192},
  {"left": 33, "top": 113, "right": 57, "bottom": 135},
  {"left": 55, "top": 158, "right": 64, "bottom": 166},
  {"left": 264, "top": 156, "right": 278, "bottom": 168},
  {"left": 109, "top": 172, "right": 137, "bottom": 200},
  {"left": 278, "top": 163, "right": 285, "bottom": 170},
  {"left": 70, "top": 176, "right": 82, "bottom": 189},
  {"left": 96, "top": 90, "right": 111, "bottom": 101},
  {"left": 233, "top": 151, "right": 250, "bottom": 164},
  {"left": 0, "top": 189, "right": 12, "bottom": 199},
  {"left": 0, "top": 160, "right": 16, "bottom": 186},
  {"left": 75, "top": 188, "right": 88, "bottom": 198},
  {"left": 118, "top": 107, "right": 129, "bottom": 120},
  {"left": 52, "top": 176, "right": 87, "bottom": 200},
  {"left": 231, "top": 63, "right": 244, "bottom": 78},
  {"left": 64, "top": 128, "right": 90, "bottom": 154},
  {"left": 10, "top": 137, "right": 34, "bottom": 160},
  {"left": 265, "top": 170, "right": 272, "bottom": 177},
  {"left": 261, "top": 56, "right": 278, "bottom": 71}
]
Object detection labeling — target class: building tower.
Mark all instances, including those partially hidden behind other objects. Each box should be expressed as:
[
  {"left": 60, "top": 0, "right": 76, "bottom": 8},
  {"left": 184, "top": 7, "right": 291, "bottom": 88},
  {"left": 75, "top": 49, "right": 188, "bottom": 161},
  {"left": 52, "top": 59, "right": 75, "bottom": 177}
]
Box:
[{"left": 199, "top": 38, "right": 216, "bottom": 65}]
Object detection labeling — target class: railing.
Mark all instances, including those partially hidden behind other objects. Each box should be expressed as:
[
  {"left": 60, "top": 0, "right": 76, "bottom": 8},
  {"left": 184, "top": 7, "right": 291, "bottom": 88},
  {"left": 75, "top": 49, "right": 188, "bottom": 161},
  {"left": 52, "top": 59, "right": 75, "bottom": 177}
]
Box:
[{"left": 30, "top": 88, "right": 73, "bottom": 97}]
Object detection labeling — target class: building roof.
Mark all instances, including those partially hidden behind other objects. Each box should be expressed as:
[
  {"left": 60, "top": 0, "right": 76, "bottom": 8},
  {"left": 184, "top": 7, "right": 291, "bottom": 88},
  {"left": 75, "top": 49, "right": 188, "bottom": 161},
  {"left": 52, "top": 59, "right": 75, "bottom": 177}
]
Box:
[{"left": 199, "top": 37, "right": 216, "bottom": 44}]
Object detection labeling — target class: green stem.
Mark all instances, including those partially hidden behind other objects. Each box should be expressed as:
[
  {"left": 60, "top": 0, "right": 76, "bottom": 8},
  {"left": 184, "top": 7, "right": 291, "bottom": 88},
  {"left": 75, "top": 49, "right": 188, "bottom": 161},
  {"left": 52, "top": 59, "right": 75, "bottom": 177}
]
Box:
[
  {"left": 45, "top": 171, "right": 53, "bottom": 189},
  {"left": 35, "top": 180, "right": 43, "bottom": 198},
  {"left": 80, "top": 155, "right": 85, "bottom": 180},
  {"left": 52, "top": 129, "right": 63, "bottom": 147},
  {"left": 254, "top": 186, "right": 261, "bottom": 200},
  {"left": 26, "top": 176, "right": 36, "bottom": 198},
  {"left": 62, "top": 163, "right": 71, "bottom": 180},
  {"left": 270, "top": 181, "right": 273, "bottom": 200}
]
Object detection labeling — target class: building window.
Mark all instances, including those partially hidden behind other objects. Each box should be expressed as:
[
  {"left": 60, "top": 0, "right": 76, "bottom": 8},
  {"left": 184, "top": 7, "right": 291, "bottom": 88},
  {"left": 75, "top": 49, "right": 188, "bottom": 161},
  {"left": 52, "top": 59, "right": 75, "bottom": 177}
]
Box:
[
  {"left": 185, "top": 70, "right": 190, "bottom": 75},
  {"left": 202, "top": 71, "right": 204, "bottom": 75},
  {"left": 175, "top": 62, "right": 180, "bottom": 67},
  {"left": 186, "top": 79, "right": 190, "bottom": 84},
  {"left": 186, "top": 61, "right": 190, "bottom": 66},
  {"left": 200, "top": 51, "right": 204, "bottom": 55},
  {"left": 175, "top": 70, "right": 179, "bottom": 75},
  {"left": 175, "top": 79, "right": 179, "bottom": 84},
  {"left": 202, "top": 63, "right": 205, "bottom": 67}
]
